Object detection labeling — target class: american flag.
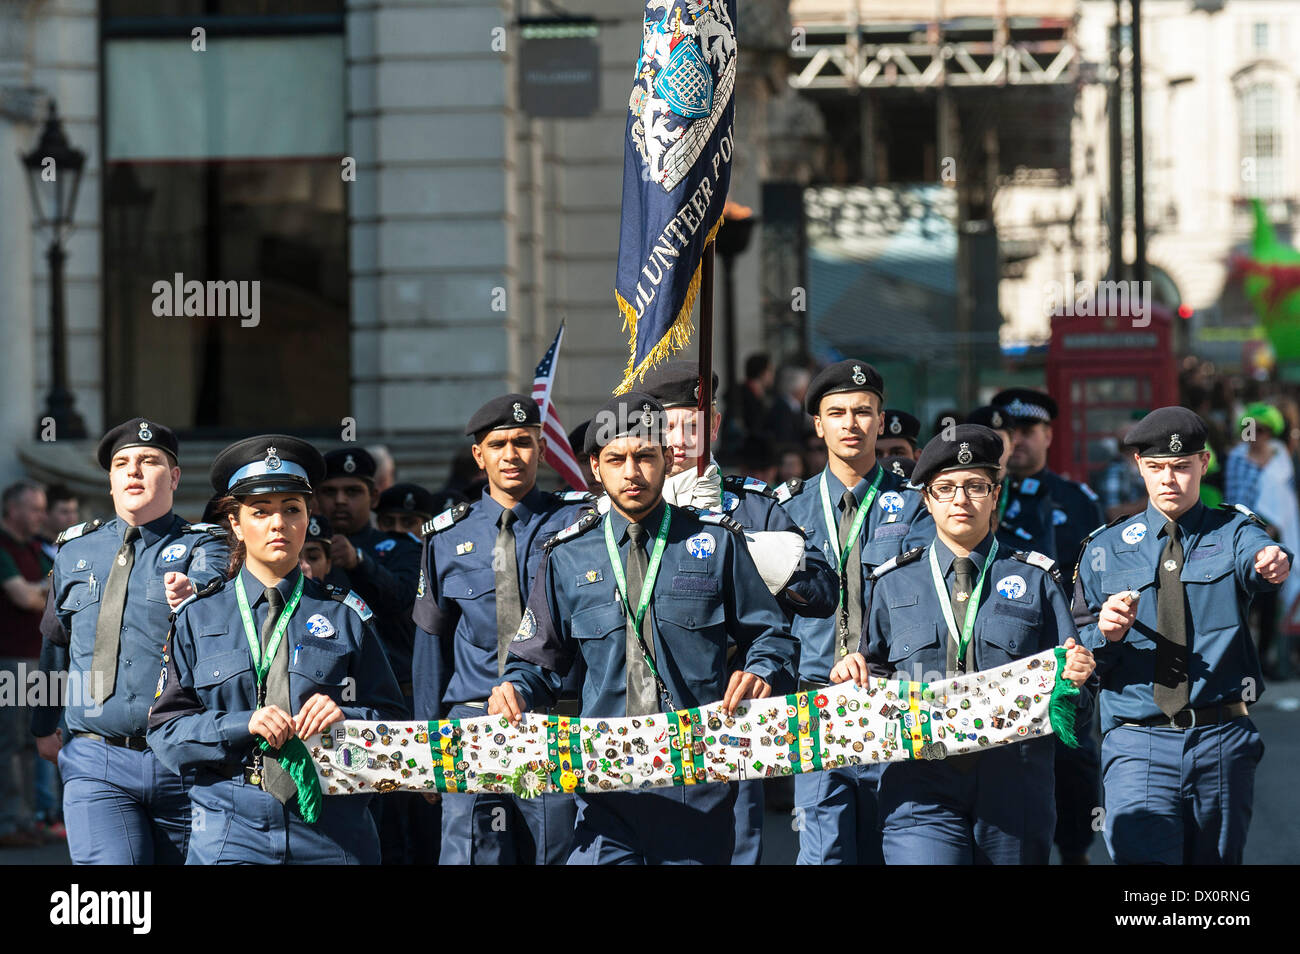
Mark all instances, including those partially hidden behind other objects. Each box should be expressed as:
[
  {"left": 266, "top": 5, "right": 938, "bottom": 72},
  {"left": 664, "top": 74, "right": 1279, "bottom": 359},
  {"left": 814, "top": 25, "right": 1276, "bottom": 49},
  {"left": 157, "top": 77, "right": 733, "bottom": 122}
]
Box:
[{"left": 532, "top": 323, "right": 588, "bottom": 491}]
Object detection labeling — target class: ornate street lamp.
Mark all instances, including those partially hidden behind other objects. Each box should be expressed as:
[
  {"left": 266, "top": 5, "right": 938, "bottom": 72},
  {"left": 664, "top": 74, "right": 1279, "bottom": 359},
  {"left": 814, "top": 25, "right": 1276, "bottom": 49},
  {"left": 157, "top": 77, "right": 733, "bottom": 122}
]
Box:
[{"left": 22, "top": 100, "right": 87, "bottom": 439}]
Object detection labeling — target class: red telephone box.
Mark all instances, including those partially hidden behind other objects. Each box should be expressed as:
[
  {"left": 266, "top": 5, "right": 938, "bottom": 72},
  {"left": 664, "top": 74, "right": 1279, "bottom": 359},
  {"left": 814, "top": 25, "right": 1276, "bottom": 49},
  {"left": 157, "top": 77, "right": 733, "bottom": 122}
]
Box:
[{"left": 1046, "top": 302, "right": 1178, "bottom": 483}]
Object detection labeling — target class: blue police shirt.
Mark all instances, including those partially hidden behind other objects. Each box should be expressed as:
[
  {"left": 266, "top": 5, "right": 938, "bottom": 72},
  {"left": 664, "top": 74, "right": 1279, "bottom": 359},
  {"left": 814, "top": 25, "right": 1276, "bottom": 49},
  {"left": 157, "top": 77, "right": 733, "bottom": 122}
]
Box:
[
  {"left": 999, "top": 477, "right": 1058, "bottom": 563},
  {"left": 779, "top": 463, "right": 933, "bottom": 684},
  {"left": 34, "top": 513, "right": 228, "bottom": 739},
  {"left": 503, "top": 501, "right": 799, "bottom": 718},
  {"left": 411, "top": 489, "right": 590, "bottom": 719},
  {"left": 1073, "top": 501, "right": 1287, "bottom": 732},
  {"left": 147, "top": 565, "right": 405, "bottom": 775}
]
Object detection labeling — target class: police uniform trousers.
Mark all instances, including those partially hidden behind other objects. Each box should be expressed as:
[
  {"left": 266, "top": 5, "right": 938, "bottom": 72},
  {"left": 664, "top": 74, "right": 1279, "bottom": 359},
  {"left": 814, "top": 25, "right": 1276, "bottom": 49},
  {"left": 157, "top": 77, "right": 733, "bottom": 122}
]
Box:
[
  {"left": 1053, "top": 717, "right": 1101, "bottom": 858},
  {"left": 58, "top": 734, "right": 190, "bottom": 865},
  {"left": 568, "top": 783, "right": 737, "bottom": 865},
  {"left": 185, "top": 769, "right": 380, "bottom": 865},
  {"left": 794, "top": 763, "right": 884, "bottom": 865},
  {"left": 878, "top": 740, "right": 1055, "bottom": 865},
  {"left": 439, "top": 703, "right": 577, "bottom": 865},
  {"left": 1101, "top": 718, "right": 1263, "bottom": 865},
  {"left": 730, "top": 779, "right": 764, "bottom": 864}
]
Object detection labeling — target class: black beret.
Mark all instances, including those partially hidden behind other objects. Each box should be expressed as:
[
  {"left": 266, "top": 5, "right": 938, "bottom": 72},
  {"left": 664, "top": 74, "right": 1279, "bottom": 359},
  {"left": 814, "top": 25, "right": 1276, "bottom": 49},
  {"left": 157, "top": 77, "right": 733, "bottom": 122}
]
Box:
[
  {"left": 305, "top": 512, "right": 333, "bottom": 543},
  {"left": 991, "top": 388, "right": 1058, "bottom": 424},
  {"left": 913, "top": 424, "right": 1005, "bottom": 485},
  {"left": 881, "top": 409, "right": 920, "bottom": 443},
  {"left": 640, "top": 360, "right": 719, "bottom": 409},
  {"left": 880, "top": 455, "right": 916, "bottom": 481},
  {"left": 567, "top": 420, "right": 591, "bottom": 459},
  {"left": 96, "top": 417, "right": 179, "bottom": 470},
  {"left": 1122, "top": 406, "right": 1208, "bottom": 458},
  {"left": 376, "top": 482, "right": 436, "bottom": 518},
  {"left": 965, "top": 405, "right": 1012, "bottom": 432},
  {"left": 210, "top": 435, "right": 325, "bottom": 497},
  {"left": 466, "top": 393, "right": 541, "bottom": 437},
  {"left": 322, "top": 447, "right": 376, "bottom": 483},
  {"left": 584, "top": 392, "right": 666, "bottom": 456},
  {"left": 806, "top": 359, "right": 885, "bottom": 415}
]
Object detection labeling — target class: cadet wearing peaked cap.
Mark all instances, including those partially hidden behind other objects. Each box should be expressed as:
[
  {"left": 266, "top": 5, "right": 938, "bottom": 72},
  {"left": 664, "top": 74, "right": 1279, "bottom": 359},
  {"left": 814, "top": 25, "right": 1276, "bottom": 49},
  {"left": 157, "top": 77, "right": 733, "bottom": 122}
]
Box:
[
  {"left": 990, "top": 388, "right": 1059, "bottom": 425},
  {"left": 1075, "top": 405, "right": 1289, "bottom": 864},
  {"left": 830, "top": 424, "right": 1096, "bottom": 864},
  {"left": 147, "top": 434, "right": 405, "bottom": 865},
  {"left": 804, "top": 360, "right": 886, "bottom": 415},
  {"left": 95, "top": 417, "right": 180, "bottom": 470}
]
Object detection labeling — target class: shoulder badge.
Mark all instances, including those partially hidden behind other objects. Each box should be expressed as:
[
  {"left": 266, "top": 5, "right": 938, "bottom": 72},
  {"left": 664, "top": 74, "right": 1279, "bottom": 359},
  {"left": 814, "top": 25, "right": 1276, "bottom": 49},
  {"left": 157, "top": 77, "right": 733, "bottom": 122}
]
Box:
[
  {"left": 422, "top": 502, "right": 471, "bottom": 538},
  {"left": 870, "top": 546, "right": 926, "bottom": 581},
  {"left": 772, "top": 478, "right": 805, "bottom": 505},
  {"left": 327, "top": 585, "right": 374, "bottom": 622},
  {"left": 723, "top": 474, "right": 776, "bottom": 498},
  {"left": 183, "top": 521, "right": 228, "bottom": 537},
  {"left": 1012, "top": 550, "right": 1061, "bottom": 584},
  {"left": 692, "top": 509, "right": 744, "bottom": 535},
  {"left": 543, "top": 511, "right": 602, "bottom": 550},
  {"left": 554, "top": 490, "right": 597, "bottom": 505},
  {"left": 55, "top": 519, "right": 102, "bottom": 548},
  {"left": 1222, "top": 502, "right": 1268, "bottom": 529}
]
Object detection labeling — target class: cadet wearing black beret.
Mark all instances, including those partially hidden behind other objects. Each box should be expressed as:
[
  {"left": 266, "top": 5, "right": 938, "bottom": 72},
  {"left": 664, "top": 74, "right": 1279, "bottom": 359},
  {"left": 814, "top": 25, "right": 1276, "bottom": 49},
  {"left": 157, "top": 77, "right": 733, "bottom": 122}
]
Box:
[
  {"left": 965, "top": 405, "right": 1011, "bottom": 434},
  {"left": 322, "top": 447, "right": 377, "bottom": 484},
  {"left": 805, "top": 359, "right": 886, "bottom": 415},
  {"left": 377, "top": 482, "right": 437, "bottom": 520},
  {"left": 640, "top": 360, "right": 719, "bottom": 409},
  {"left": 991, "top": 388, "right": 1058, "bottom": 425},
  {"left": 584, "top": 392, "right": 667, "bottom": 456},
  {"left": 1122, "top": 406, "right": 1209, "bottom": 458},
  {"left": 210, "top": 434, "right": 325, "bottom": 497},
  {"left": 911, "top": 424, "right": 1005, "bottom": 486},
  {"left": 95, "top": 417, "right": 180, "bottom": 470},
  {"left": 305, "top": 511, "right": 333, "bottom": 544},
  {"left": 882, "top": 409, "right": 920, "bottom": 444},
  {"left": 465, "top": 393, "right": 541, "bottom": 440},
  {"left": 879, "top": 455, "right": 916, "bottom": 481}
]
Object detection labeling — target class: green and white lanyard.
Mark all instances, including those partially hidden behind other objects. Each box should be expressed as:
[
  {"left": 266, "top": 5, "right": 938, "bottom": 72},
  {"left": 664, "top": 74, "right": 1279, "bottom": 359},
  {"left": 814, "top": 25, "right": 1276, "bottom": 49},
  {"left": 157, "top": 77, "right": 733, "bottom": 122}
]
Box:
[
  {"left": 604, "top": 507, "right": 676, "bottom": 710},
  {"left": 820, "top": 467, "right": 885, "bottom": 633},
  {"left": 928, "top": 537, "right": 999, "bottom": 669},
  {"left": 235, "top": 573, "right": 304, "bottom": 692}
]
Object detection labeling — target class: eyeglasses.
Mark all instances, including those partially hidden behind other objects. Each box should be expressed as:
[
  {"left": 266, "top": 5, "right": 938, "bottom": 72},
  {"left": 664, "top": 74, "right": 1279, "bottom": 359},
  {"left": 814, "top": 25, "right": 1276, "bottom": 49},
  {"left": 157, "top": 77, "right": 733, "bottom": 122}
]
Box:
[{"left": 928, "top": 481, "right": 995, "bottom": 501}]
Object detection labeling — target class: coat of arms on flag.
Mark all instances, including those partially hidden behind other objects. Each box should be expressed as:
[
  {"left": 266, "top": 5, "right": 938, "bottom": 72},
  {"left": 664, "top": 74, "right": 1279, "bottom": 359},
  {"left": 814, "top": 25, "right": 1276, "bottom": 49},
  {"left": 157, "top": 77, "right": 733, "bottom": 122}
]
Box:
[{"left": 615, "top": 0, "right": 737, "bottom": 393}]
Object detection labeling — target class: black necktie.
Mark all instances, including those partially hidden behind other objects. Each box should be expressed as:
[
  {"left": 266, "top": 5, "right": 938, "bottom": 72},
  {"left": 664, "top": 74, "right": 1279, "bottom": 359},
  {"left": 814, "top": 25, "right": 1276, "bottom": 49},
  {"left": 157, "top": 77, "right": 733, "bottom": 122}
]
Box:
[
  {"left": 494, "top": 509, "right": 521, "bottom": 676},
  {"left": 260, "top": 586, "right": 297, "bottom": 805},
  {"left": 91, "top": 525, "right": 140, "bottom": 704},
  {"left": 625, "top": 522, "right": 658, "bottom": 716},
  {"left": 948, "top": 556, "right": 977, "bottom": 674},
  {"left": 838, "top": 490, "right": 862, "bottom": 657},
  {"left": 1154, "top": 520, "right": 1190, "bottom": 717}
]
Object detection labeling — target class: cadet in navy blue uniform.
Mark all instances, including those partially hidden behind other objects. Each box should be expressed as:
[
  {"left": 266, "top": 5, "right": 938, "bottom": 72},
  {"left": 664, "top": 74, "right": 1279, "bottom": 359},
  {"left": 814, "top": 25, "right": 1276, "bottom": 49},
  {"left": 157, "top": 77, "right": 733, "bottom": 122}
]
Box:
[
  {"left": 831, "top": 425, "right": 1095, "bottom": 864},
  {"left": 32, "top": 418, "right": 228, "bottom": 864},
  {"left": 412, "top": 394, "right": 593, "bottom": 865},
  {"left": 376, "top": 482, "right": 437, "bottom": 538},
  {"left": 491, "top": 393, "right": 799, "bottom": 865},
  {"left": 876, "top": 409, "right": 922, "bottom": 461},
  {"left": 148, "top": 435, "right": 404, "bottom": 864},
  {"left": 641, "top": 360, "right": 836, "bottom": 864},
  {"left": 778, "top": 360, "right": 932, "bottom": 865},
  {"left": 991, "top": 387, "right": 1103, "bottom": 865},
  {"left": 1073, "top": 407, "right": 1289, "bottom": 864}
]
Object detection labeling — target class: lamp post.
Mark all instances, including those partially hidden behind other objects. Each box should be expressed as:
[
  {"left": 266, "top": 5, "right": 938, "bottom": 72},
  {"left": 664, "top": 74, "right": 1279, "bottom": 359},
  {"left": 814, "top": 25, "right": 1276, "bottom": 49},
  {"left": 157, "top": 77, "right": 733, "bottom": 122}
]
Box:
[{"left": 22, "top": 100, "right": 87, "bottom": 439}]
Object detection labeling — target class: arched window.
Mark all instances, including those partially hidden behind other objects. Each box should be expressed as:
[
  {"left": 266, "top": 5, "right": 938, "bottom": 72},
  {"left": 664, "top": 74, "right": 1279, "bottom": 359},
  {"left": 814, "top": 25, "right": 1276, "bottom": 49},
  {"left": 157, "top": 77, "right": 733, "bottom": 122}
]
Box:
[{"left": 1240, "top": 82, "right": 1283, "bottom": 200}]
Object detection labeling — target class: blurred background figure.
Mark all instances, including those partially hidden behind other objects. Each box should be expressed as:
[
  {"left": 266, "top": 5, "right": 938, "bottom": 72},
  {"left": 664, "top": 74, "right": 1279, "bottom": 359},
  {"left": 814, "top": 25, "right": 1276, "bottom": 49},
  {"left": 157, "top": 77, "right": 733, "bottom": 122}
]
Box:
[
  {"left": 40, "top": 485, "right": 80, "bottom": 563},
  {"left": 369, "top": 445, "right": 397, "bottom": 494},
  {"left": 767, "top": 365, "right": 813, "bottom": 446}
]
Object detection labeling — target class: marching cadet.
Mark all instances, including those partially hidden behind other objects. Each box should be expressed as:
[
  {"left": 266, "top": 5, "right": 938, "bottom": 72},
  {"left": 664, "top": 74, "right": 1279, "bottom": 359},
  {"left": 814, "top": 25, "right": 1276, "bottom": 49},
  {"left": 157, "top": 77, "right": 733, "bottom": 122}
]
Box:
[
  {"left": 876, "top": 409, "right": 922, "bottom": 461},
  {"left": 991, "top": 387, "right": 1103, "bottom": 865},
  {"left": 1073, "top": 407, "right": 1289, "bottom": 864},
  {"left": 148, "top": 436, "right": 404, "bottom": 864},
  {"left": 31, "top": 418, "right": 229, "bottom": 864},
  {"left": 640, "top": 359, "right": 837, "bottom": 864},
  {"left": 376, "top": 482, "right": 437, "bottom": 538},
  {"left": 412, "top": 394, "right": 593, "bottom": 865},
  {"left": 778, "top": 359, "right": 931, "bottom": 865},
  {"left": 966, "top": 405, "right": 1057, "bottom": 559},
  {"left": 830, "top": 425, "right": 1096, "bottom": 864},
  {"left": 490, "top": 393, "right": 799, "bottom": 865}
]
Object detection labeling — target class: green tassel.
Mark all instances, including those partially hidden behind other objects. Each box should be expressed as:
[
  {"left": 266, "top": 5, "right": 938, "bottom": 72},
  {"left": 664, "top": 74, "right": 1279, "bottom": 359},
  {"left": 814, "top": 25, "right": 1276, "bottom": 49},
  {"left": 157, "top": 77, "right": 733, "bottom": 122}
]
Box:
[
  {"left": 259, "top": 738, "right": 323, "bottom": 824},
  {"left": 1049, "top": 645, "right": 1081, "bottom": 748}
]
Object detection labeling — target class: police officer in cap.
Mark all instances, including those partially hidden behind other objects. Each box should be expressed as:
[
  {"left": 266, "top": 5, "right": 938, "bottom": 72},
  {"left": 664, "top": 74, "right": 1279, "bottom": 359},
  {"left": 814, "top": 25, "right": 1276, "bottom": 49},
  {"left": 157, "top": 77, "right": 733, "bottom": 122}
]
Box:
[
  {"left": 779, "top": 359, "right": 932, "bottom": 865},
  {"left": 1073, "top": 407, "right": 1290, "bottom": 864},
  {"left": 32, "top": 418, "right": 229, "bottom": 864},
  {"left": 966, "top": 405, "right": 1057, "bottom": 560},
  {"left": 491, "top": 393, "right": 799, "bottom": 865},
  {"left": 877, "top": 409, "right": 922, "bottom": 461},
  {"left": 148, "top": 435, "right": 404, "bottom": 864},
  {"left": 412, "top": 393, "right": 593, "bottom": 865},
  {"left": 831, "top": 425, "right": 1095, "bottom": 864}
]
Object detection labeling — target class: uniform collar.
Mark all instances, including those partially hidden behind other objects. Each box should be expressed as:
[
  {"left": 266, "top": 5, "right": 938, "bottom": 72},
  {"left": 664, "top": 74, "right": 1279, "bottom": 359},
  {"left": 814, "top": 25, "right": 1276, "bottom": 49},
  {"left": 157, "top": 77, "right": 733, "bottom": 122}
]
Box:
[
  {"left": 119, "top": 511, "right": 178, "bottom": 546},
  {"left": 931, "top": 532, "right": 995, "bottom": 577},
  {"left": 478, "top": 486, "right": 548, "bottom": 525},
  {"left": 822, "top": 461, "right": 881, "bottom": 508},
  {"left": 607, "top": 499, "right": 668, "bottom": 545},
  {"left": 1147, "top": 500, "right": 1205, "bottom": 538},
  {"left": 239, "top": 565, "right": 302, "bottom": 606}
]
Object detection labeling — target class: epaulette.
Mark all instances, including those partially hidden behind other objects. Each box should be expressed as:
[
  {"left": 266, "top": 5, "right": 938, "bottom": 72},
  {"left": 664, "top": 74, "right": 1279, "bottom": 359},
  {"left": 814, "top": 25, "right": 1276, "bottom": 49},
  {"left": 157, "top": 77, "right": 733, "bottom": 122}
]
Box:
[
  {"left": 422, "top": 502, "right": 471, "bottom": 538},
  {"left": 172, "top": 575, "right": 226, "bottom": 618},
  {"left": 554, "top": 489, "right": 597, "bottom": 505},
  {"left": 1012, "top": 549, "right": 1061, "bottom": 584},
  {"left": 55, "top": 519, "right": 102, "bottom": 547},
  {"left": 543, "top": 511, "right": 601, "bottom": 550},
  {"left": 692, "top": 509, "right": 744, "bottom": 535},
  {"left": 870, "top": 546, "right": 925, "bottom": 581},
  {"left": 183, "top": 521, "right": 227, "bottom": 537},
  {"left": 723, "top": 475, "right": 776, "bottom": 499},
  {"left": 1079, "top": 482, "right": 1099, "bottom": 503},
  {"left": 325, "top": 584, "right": 374, "bottom": 621},
  {"left": 1222, "top": 502, "right": 1268, "bottom": 529},
  {"left": 772, "top": 478, "right": 804, "bottom": 505}
]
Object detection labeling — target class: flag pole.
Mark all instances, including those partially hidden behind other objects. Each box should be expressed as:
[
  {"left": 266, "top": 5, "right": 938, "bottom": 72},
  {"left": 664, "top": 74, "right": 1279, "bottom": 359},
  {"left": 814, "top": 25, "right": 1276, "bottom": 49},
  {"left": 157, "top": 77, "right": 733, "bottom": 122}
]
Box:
[{"left": 697, "top": 239, "right": 716, "bottom": 477}]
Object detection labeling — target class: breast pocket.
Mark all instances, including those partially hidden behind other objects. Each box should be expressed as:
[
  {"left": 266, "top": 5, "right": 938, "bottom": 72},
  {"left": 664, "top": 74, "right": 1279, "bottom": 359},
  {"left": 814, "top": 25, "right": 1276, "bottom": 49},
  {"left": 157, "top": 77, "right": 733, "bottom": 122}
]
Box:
[
  {"left": 983, "top": 601, "right": 1041, "bottom": 665},
  {"left": 1184, "top": 553, "right": 1237, "bottom": 632},
  {"left": 569, "top": 602, "right": 626, "bottom": 690},
  {"left": 192, "top": 649, "right": 255, "bottom": 710},
  {"left": 442, "top": 567, "right": 497, "bottom": 650},
  {"left": 60, "top": 577, "right": 101, "bottom": 662},
  {"left": 884, "top": 619, "right": 942, "bottom": 676},
  {"left": 862, "top": 537, "right": 903, "bottom": 571},
  {"left": 288, "top": 643, "right": 352, "bottom": 698},
  {"left": 654, "top": 598, "right": 727, "bottom": 694}
]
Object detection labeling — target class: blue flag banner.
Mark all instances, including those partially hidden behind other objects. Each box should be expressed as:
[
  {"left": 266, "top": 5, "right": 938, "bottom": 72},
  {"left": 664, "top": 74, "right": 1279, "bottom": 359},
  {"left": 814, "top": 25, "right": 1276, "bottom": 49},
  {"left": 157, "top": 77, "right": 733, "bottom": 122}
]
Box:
[{"left": 614, "top": 0, "right": 737, "bottom": 394}]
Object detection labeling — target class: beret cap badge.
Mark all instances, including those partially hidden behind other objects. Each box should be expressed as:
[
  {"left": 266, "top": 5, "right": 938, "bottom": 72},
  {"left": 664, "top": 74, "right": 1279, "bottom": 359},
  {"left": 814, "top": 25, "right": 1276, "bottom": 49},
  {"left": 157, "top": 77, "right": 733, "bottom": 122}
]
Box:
[
  {"left": 851, "top": 365, "right": 866, "bottom": 386},
  {"left": 512, "top": 402, "right": 527, "bottom": 423},
  {"left": 1169, "top": 433, "right": 1182, "bottom": 453},
  {"left": 138, "top": 421, "right": 153, "bottom": 441},
  {"left": 957, "top": 442, "right": 973, "bottom": 465}
]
